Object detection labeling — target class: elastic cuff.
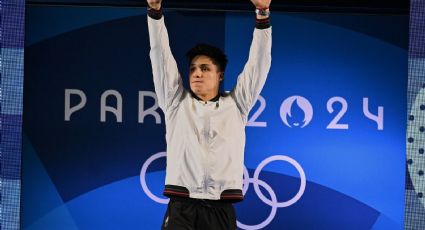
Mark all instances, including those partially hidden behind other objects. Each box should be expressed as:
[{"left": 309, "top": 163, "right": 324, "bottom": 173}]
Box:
[
  {"left": 256, "top": 17, "right": 271, "bottom": 29},
  {"left": 148, "top": 7, "right": 163, "bottom": 20}
]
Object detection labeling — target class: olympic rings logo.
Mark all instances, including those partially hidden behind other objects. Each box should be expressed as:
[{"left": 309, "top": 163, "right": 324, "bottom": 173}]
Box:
[{"left": 140, "top": 152, "right": 306, "bottom": 230}]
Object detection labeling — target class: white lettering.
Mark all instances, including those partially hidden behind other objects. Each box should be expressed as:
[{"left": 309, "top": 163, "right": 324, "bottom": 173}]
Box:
[
  {"left": 64, "top": 89, "right": 87, "bottom": 121},
  {"left": 139, "top": 91, "right": 161, "bottom": 124},
  {"left": 100, "top": 90, "right": 123, "bottom": 123},
  {"left": 247, "top": 95, "right": 267, "bottom": 127},
  {"left": 363, "top": 97, "right": 384, "bottom": 130},
  {"left": 327, "top": 97, "right": 349, "bottom": 129}
]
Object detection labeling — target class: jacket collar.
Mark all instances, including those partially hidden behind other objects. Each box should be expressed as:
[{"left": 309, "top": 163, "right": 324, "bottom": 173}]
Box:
[{"left": 190, "top": 90, "right": 220, "bottom": 102}]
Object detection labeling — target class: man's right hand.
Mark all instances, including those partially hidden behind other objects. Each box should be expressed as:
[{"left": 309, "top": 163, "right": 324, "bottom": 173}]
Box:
[{"left": 147, "top": 0, "right": 161, "bottom": 10}]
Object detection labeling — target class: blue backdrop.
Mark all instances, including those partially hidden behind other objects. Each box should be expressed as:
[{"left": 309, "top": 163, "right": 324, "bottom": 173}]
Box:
[{"left": 23, "top": 7, "right": 407, "bottom": 230}]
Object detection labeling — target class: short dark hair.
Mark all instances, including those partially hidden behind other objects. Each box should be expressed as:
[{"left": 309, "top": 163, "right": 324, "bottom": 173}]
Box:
[{"left": 186, "top": 43, "right": 228, "bottom": 73}]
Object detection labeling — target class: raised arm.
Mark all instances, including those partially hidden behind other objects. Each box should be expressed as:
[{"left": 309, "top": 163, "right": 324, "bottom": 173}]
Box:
[
  {"left": 147, "top": 0, "right": 184, "bottom": 113},
  {"left": 231, "top": 0, "right": 272, "bottom": 118}
]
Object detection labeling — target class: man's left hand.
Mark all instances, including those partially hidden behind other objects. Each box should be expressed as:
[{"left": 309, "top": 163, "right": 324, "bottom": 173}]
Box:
[{"left": 250, "top": 0, "right": 271, "bottom": 9}]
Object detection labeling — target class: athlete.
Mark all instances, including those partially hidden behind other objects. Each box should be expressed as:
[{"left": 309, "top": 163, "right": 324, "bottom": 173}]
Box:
[{"left": 147, "top": 0, "right": 272, "bottom": 229}]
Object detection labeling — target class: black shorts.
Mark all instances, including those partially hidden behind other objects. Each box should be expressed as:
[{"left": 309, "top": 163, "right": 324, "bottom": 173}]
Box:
[{"left": 161, "top": 197, "right": 237, "bottom": 230}]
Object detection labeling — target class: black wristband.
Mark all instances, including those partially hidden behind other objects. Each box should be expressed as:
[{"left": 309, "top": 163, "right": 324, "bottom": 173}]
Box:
[
  {"left": 148, "top": 7, "right": 162, "bottom": 20},
  {"left": 256, "top": 17, "right": 271, "bottom": 29}
]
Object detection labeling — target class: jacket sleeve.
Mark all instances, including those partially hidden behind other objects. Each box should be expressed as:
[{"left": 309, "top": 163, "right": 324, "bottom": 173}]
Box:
[
  {"left": 148, "top": 16, "right": 184, "bottom": 113},
  {"left": 231, "top": 27, "right": 272, "bottom": 118}
]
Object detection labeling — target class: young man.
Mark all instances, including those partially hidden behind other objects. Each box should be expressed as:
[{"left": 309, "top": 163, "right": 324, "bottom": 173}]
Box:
[{"left": 147, "top": 0, "right": 272, "bottom": 229}]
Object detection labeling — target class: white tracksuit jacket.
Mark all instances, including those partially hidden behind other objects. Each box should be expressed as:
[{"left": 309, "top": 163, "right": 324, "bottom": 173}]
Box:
[{"left": 148, "top": 15, "right": 271, "bottom": 201}]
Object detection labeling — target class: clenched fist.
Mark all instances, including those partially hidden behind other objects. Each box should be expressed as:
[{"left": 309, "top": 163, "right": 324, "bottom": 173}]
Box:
[
  {"left": 147, "top": 0, "right": 161, "bottom": 10},
  {"left": 250, "top": 0, "right": 271, "bottom": 9}
]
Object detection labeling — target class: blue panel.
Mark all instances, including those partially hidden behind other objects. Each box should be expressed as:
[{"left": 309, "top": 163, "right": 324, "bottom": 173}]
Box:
[
  {"left": 23, "top": 6, "right": 407, "bottom": 229},
  {"left": 21, "top": 135, "right": 76, "bottom": 228},
  {"left": 1, "top": 1, "right": 25, "bottom": 229},
  {"left": 224, "top": 12, "right": 406, "bottom": 229}
]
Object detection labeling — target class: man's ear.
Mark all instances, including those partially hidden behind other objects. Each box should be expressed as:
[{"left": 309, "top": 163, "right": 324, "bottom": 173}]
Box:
[{"left": 220, "top": 72, "right": 224, "bottom": 81}]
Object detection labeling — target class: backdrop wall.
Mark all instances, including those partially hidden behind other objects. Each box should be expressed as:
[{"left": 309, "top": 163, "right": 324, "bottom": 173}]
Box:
[{"left": 23, "top": 6, "right": 408, "bottom": 230}]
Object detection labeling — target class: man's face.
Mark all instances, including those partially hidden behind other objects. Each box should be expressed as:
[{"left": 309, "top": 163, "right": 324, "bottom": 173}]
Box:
[{"left": 189, "top": 55, "right": 222, "bottom": 100}]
